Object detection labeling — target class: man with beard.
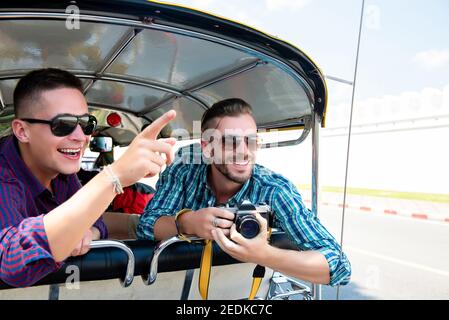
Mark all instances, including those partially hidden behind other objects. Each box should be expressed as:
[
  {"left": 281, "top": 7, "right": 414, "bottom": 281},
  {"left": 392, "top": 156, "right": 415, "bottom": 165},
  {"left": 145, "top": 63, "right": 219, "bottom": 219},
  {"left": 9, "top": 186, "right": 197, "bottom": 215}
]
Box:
[{"left": 137, "top": 98, "right": 351, "bottom": 287}]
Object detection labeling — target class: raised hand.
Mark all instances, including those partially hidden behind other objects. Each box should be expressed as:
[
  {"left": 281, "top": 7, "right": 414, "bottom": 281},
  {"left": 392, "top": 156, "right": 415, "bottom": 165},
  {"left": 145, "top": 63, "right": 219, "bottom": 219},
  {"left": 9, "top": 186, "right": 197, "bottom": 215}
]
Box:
[{"left": 110, "top": 110, "right": 176, "bottom": 187}]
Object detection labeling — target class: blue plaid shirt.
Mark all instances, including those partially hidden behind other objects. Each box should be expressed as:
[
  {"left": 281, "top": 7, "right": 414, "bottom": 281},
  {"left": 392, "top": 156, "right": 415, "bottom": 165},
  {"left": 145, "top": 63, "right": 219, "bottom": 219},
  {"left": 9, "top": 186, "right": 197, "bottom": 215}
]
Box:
[{"left": 137, "top": 144, "right": 351, "bottom": 286}]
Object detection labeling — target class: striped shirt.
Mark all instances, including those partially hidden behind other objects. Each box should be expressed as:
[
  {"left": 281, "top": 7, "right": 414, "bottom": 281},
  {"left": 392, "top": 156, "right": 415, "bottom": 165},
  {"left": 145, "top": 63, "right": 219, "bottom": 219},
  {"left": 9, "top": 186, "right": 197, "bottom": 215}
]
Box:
[
  {"left": 0, "top": 135, "right": 107, "bottom": 287},
  {"left": 137, "top": 144, "right": 351, "bottom": 286}
]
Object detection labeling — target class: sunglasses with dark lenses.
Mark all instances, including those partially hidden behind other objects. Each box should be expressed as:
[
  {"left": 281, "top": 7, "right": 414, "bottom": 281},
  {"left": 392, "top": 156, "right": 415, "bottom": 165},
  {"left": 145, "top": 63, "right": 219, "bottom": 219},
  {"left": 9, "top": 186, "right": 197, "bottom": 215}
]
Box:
[
  {"left": 221, "top": 134, "right": 259, "bottom": 150},
  {"left": 21, "top": 114, "right": 97, "bottom": 137}
]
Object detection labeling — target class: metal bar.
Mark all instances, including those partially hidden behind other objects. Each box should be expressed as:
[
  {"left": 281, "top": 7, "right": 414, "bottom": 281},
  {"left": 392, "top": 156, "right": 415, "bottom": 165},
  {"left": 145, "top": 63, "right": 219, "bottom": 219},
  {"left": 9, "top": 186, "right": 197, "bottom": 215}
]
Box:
[
  {"left": 82, "top": 79, "right": 95, "bottom": 96},
  {"left": 83, "top": 74, "right": 209, "bottom": 110},
  {"left": 311, "top": 111, "right": 321, "bottom": 301},
  {"left": 144, "top": 229, "right": 288, "bottom": 288},
  {"left": 83, "top": 28, "right": 143, "bottom": 94},
  {"left": 180, "top": 269, "right": 195, "bottom": 300},
  {"left": 142, "top": 235, "right": 202, "bottom": 285},
  {"left": 0, "top": 88, "right": 5, "bottom": 112},
  {"left": 99, "top": 29, "right": 142, "bottom": 75},
  {"left": 311, "top": 113, "right": 320, "bottom": 216},
  {"left": 183, "top": 59, "right": 261, "bottom": 93},
  {"left": 83, "top": 74, "right": 180, "bottom": 95},
  {"left": 257, "top": 116, "right": 310, "bottom": 130},
  {"left": 89, "top": 240, "right": 135, "bottom": 287},
  {"left": 82, "top": 75, "right": 210, "bottom": 111},
  {"left": 0, "top": 72, "right": 180, "bottom": 95},
  {"left": 260, "top": 116, "right": 312, "bottom": 149},
  {"left": 0, "top": 70, "right": 92, "bottom": 80},
  {"left": 325, "top": 75, "right": 354, "bottom": 86},
  {"left": 0, "top": 72, "right": 209, "bottom": 110},
  {"left": 48, "top": 284, "right": 60, "bottom": 300}
]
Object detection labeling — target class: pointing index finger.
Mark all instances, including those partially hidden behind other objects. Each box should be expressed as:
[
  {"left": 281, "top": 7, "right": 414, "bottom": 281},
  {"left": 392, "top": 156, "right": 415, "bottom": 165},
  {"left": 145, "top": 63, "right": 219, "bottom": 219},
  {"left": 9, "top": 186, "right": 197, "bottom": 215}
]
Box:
[{"left": 141, "top": 110, "right": 176, "bottom": 140}]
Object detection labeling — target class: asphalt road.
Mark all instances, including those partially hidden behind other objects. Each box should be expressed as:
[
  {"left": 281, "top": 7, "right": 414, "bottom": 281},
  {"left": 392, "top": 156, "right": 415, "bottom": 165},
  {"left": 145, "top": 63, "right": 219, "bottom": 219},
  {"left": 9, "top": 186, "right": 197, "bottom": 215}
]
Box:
[{"left": 317, "top": 206, "right": 449, "bottom": 300}]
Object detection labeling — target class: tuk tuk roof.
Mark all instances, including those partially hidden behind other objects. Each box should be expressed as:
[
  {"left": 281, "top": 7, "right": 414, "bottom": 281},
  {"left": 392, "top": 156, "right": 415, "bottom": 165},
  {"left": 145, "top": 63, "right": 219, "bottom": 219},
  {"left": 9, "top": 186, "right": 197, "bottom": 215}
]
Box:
[{"left": 0, "top": 0, "right": 327, "bottom": 145}]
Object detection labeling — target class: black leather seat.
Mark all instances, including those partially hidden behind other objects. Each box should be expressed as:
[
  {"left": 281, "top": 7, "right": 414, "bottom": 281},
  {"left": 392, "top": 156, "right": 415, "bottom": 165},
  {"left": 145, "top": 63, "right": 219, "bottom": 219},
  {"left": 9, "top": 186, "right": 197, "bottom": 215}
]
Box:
[{"left": 0, "top": 233, "right": 296, "bottom": 289}]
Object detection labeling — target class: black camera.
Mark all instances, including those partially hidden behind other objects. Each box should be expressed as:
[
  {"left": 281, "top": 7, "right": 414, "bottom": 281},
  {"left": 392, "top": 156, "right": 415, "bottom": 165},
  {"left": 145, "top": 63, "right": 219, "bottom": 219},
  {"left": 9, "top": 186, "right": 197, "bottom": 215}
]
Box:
[{"left": 221, "top": 200, "right": 274, "bottom": 239}]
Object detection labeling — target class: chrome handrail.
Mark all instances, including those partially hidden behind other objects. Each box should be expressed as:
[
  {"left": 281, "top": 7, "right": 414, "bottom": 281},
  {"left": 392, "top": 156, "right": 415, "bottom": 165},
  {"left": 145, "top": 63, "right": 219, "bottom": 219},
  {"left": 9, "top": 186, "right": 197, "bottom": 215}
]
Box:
[
  {"left": 260, "top": 116, "right": 312, "bottom": 149},
  {"left": 143, "top": 229, "right": 286, "bottom": 286},
  {"left": 142, "top": 235, "right": 202, "bottom": 286},
  {"left": 90, "top": 240, "right": 135, "bottom": 287}
]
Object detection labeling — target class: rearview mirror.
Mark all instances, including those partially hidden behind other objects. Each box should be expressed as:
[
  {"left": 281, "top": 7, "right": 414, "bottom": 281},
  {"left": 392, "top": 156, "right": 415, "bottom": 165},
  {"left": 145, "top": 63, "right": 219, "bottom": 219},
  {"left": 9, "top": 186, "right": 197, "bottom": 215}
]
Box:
[{"left": 90, "top": 136, "right": 113, "bottom": 153}]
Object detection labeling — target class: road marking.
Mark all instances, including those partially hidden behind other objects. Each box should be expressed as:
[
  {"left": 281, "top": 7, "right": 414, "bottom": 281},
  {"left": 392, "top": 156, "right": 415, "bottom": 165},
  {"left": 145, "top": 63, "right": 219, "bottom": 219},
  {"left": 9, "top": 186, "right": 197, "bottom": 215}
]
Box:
[
  {"left": 345, "top": 246, "right": 449, "bottom": 278},
  {"left": 412, "top": 213, "right": 428, "bottom": 219},
  {"left": 307, "top": 199, "right": 449, "bottom": 223},
  {"left": 343, "top": 208, "right": 449, "bottom": 226}
]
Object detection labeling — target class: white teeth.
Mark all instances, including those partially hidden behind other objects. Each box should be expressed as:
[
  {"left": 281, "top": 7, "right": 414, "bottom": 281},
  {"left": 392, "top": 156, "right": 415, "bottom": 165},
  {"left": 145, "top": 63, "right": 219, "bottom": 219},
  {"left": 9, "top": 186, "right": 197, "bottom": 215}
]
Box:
[
  {"left": 59, "top": 148, "right": 81, "bottom": 153},
  {"left": 234, "top": 160, "right": 249, "bottom": 165}
]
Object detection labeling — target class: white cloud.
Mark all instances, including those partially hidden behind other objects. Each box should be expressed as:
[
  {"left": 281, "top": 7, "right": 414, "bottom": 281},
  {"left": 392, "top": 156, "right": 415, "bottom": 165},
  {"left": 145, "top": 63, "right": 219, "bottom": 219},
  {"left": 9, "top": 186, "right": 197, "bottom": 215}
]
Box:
[
  {"left": 265, "top": 0, "right": 310, "bottom": 11},
  {"left": 413, "top": 49, "right": 449, "bottom": 69}
]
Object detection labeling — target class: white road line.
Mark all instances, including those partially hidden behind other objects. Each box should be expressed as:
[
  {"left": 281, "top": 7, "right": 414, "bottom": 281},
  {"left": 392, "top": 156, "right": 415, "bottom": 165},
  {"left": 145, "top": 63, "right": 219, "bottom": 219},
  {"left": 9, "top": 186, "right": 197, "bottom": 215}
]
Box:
[{"left": 345, "top": 246, "right": 449, "bottom": 278}]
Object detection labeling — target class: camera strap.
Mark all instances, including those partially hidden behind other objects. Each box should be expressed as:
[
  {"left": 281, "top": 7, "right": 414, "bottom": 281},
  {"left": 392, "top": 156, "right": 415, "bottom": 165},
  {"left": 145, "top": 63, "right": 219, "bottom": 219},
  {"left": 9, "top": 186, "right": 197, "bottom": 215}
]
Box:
[
  {"left": 198, "top": 239, "right": 213, "bottom": 300},
  {"left": 198, "top": 227, "right": 272, "bottom": 300}
]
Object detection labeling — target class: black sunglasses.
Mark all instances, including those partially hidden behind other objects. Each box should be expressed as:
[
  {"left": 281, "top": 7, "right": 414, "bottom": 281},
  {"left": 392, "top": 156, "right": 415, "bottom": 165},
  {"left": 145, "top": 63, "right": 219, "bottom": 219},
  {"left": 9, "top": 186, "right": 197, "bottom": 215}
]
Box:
[{"left": 21, "top": 114, "right": 97, "bottom": 137}]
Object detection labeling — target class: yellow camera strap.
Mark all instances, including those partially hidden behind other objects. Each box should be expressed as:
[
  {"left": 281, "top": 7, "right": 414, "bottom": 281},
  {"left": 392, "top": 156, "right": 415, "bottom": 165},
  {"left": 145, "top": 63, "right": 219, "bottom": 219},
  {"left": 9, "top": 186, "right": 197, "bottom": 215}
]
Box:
[
  {"left": 199, "top": 239, "right": 213, "bottom": 300},
  {"left": 199, "top": 227, "right": 272, "bottom": 300},
  {"left": 249, "top": 264, "right": 266, "bottom": 300}
]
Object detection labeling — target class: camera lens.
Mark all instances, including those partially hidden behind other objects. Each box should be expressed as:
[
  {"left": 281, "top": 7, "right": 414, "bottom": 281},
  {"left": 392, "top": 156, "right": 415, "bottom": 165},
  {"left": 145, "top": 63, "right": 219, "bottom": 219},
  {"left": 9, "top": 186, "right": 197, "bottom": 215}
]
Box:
[{"left": 238, "top": 216, "right": 260, "bottom": 239}]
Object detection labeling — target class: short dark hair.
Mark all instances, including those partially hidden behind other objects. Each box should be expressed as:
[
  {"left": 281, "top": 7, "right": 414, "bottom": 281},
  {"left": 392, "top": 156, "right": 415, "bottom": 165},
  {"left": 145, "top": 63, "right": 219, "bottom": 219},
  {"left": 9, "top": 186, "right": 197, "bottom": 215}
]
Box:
[
  {"left": 13, "top": 68, "right": 84, "bottom": 118},
  {"left": 201, "top": 98, "right": 254, "bottom": 131}
]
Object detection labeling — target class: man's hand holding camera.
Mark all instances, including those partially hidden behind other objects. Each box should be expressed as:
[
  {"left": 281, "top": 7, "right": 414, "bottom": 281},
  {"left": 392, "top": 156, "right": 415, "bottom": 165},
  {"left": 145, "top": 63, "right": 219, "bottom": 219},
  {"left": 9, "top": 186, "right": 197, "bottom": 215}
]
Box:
[
  {"left": 177, "top": 208, "right": 234, "bottom": 239},
  {"left": 211, "top": 212, "right": 270, "bottom": 265}
]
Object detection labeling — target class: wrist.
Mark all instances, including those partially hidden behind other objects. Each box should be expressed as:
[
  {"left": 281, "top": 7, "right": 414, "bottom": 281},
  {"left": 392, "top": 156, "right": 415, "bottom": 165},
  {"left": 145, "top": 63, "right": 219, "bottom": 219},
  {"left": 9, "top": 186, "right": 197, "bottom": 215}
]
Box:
[
  {"left": 103, "top": 164, "right": 125, "bottom": 193},
  {"left": 108, "top": 163, "right": 127, "bottom": 188},
  {"left": 176, "top": 209, "right": 194, "bottom": 235},
  {"left": 255, "top": 243, "right": 276, "bottom": 266}
]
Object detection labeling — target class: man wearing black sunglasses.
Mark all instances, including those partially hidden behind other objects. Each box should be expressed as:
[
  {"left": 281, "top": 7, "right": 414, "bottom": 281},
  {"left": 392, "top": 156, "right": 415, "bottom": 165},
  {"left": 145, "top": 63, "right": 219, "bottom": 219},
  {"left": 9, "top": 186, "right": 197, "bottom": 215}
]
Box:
[
  {"left": 137, "top": 98, "right": 351, "bottom": 289},
  {"left": 0, "top": 68, "right": 176, "bottom": 287}
]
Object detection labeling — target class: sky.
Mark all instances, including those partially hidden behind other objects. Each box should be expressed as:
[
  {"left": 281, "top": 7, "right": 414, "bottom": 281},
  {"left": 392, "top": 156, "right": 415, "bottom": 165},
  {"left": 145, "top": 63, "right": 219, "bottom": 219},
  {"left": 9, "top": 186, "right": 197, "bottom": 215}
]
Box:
[{"left": 161, "top": 0, "right": 449, "bottom": 100}]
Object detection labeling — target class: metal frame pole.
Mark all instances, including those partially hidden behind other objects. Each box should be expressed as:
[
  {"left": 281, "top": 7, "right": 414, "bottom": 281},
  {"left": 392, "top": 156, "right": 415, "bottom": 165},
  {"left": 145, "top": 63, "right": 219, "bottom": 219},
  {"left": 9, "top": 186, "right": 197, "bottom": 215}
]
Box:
[{"left": 311, "top": 111, "right": 321, "bottom": 300}]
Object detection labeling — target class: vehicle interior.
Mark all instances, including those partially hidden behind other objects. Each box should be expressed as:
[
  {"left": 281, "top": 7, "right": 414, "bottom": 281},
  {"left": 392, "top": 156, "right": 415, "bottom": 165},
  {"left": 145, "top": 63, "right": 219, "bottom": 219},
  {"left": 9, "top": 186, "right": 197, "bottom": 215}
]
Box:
[{"left": 0, "top": 0, "right": 328, "bottom": 300}]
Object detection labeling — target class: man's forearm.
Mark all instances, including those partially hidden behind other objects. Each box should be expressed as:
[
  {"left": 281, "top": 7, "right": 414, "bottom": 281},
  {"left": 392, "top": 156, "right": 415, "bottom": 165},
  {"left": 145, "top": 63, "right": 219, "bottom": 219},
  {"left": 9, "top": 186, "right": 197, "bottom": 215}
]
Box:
[
  {"left": 43, "top": 170, "right": 116, "bottom": 261},
  {"left": 261, "top": 246, "right": 331, "bottom": 285},
  {"left": 153, "top": 216, "right": 179, "bottom": 241},
  {"left": 101, "top": 212, "right": 128, "bottom": 239}
]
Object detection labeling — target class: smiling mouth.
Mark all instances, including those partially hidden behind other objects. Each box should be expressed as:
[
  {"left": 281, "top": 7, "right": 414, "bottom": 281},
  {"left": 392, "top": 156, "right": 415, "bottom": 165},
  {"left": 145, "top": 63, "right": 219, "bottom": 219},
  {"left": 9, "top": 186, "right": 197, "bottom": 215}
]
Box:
[
  {"left": 58, "top": 148, "right": 82, "bottom": 157},
  {"left": 233, "top": 160, "right": 249, "bottom": 166}
]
